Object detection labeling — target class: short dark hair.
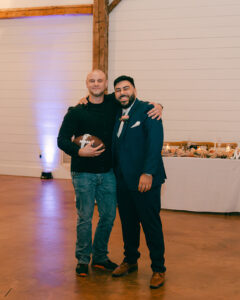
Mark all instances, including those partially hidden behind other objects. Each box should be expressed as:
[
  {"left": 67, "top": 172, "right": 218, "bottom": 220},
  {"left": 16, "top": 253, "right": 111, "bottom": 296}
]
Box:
[{"left": 114, "top": 75, "right": 135, "bottom": 88}]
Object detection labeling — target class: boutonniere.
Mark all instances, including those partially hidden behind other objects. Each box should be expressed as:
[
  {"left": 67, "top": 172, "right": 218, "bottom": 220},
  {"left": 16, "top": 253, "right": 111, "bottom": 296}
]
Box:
[{"left": 119, "top": 115, "right": 129, "bottom": 122}]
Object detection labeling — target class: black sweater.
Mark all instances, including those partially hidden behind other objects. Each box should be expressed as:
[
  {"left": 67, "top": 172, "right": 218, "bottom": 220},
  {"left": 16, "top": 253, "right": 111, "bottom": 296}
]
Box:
[{"left": 57, "top": 93, "right": 119, "bottom": 173}]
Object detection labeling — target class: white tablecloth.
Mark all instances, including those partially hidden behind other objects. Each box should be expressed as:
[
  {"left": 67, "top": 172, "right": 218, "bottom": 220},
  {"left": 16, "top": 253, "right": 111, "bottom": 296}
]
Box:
[{"left": 161, "top": 157, "right": 240, "bottom": 212}]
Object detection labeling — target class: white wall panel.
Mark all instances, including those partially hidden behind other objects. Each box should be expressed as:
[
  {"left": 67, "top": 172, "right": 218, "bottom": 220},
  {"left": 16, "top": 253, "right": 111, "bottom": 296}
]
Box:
[
  {"left": 1, "top": 0, "right": 240, "bottom": 178},
  {"left": 109, "top": 0, "right": 240, "bottom": 144},
  {"left": 0, "top": 14, "right": 92, "bottom": 178}
]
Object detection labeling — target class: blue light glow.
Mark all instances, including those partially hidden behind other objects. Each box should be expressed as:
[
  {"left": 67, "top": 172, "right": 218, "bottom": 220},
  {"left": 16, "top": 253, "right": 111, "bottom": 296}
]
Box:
[
  {"left": 32, "top": 24, "right": 67, "bottom": 173},
  {"left": 41, "top": 135, "right": 57, "bottom": 172}
]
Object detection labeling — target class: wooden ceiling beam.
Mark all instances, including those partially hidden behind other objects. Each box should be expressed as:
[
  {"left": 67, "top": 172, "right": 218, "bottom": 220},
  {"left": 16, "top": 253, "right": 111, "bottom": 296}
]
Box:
[{"left": 0, "top": 5, "right": 93, "bottom": 19}]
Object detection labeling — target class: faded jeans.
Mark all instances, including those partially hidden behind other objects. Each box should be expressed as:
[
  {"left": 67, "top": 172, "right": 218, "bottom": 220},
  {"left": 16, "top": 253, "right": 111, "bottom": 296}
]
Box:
[{"left": 71, "top": 170, "right": 117, "bottom": 264}]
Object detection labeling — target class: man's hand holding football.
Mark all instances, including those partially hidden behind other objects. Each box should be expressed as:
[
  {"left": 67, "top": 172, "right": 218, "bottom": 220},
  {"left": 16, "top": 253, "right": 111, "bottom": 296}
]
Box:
[{"left": 78, "top": 141, "right": 105, "bottom": 157}]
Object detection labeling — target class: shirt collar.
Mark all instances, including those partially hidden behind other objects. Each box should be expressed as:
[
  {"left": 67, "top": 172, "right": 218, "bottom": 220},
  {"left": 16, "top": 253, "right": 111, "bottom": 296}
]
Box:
[{"left": 122, "top": 100, "right": 135, "bottom": 115}]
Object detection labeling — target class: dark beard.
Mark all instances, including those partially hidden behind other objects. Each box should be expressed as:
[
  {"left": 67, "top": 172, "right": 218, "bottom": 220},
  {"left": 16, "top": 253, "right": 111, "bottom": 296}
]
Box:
[{"left": 120, "top": 94, "right": 135, "bottom": 108}]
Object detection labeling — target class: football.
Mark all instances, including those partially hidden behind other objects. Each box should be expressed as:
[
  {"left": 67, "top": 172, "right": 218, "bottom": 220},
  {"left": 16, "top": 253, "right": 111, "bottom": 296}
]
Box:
[{"left": 73, "top": 134, "right": 105, "bottom": 149}]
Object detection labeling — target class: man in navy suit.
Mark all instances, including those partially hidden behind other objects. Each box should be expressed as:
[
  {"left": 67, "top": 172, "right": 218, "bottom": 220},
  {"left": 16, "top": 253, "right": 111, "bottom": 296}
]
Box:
[{"left": 111, "top": 75, "right": 167, "bottom": 289}]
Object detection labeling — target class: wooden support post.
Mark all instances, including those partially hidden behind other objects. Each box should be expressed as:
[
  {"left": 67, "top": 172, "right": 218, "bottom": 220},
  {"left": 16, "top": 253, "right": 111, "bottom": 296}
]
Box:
[
  {"left": 92, "top": 0, "right": 109, "bottom": 79},
  {"left": 92, "top": 0, "right": 122, "bottom": 79}
]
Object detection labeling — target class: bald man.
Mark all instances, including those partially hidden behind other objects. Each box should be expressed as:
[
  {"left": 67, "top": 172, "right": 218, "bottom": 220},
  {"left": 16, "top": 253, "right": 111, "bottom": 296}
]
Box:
[{"left": 57, "top": 70, "right": 162, "bottom": 277}]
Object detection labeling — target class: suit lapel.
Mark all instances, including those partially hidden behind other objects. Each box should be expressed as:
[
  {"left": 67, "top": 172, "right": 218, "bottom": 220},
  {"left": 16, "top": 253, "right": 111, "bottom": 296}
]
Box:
[{"left": 113, "top": 110, "right": 121, "bottom": 137}]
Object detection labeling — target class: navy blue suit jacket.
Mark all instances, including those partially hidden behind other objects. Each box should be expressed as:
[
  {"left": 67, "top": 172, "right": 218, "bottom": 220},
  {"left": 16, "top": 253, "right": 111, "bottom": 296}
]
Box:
[{"left": 112, "top": 99, "right": 166, "bottom": 191}]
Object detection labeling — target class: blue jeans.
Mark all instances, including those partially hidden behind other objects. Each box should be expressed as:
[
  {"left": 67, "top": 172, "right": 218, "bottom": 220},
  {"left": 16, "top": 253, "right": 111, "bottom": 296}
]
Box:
[{"left": 71, "top": 170, "right": 117, "bottom": 264}]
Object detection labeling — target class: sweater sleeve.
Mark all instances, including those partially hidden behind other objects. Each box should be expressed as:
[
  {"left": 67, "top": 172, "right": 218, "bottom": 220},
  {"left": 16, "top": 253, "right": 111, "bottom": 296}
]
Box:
[{"left": 57, "top": 108, "right": 80, "bottom": 157}]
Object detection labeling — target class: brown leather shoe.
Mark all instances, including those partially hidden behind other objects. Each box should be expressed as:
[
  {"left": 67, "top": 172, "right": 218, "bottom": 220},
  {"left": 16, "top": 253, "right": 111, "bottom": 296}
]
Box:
[
  {"left": 150, "top": 272, "right": 165, "bottom": 289},
  {"left": 112, "top": 262, "right": 138, "bottom": 277}
]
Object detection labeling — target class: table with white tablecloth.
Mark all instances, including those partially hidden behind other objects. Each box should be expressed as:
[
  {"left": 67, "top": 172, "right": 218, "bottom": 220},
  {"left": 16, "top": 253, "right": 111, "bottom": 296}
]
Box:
[{"left": 161, "top": 157, "right": 240, "bottom": 212}]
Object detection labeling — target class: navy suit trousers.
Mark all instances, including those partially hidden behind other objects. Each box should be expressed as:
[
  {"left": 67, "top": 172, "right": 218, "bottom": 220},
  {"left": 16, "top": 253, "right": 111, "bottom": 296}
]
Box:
[{"left": 116, "top": 176, "right": 166, "bottom": 273}]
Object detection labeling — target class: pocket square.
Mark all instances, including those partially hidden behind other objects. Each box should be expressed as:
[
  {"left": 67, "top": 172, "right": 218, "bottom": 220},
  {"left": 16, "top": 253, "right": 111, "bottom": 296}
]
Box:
[{"left": 131, "top": 121, "right": 141, "bottom": 128}]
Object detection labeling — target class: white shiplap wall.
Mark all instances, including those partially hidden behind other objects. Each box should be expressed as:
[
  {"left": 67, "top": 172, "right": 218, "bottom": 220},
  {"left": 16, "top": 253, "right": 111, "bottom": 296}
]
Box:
[
  {"left": 1, "top": 0, "right": 240, "bottom": 178},
  {"left": 109, "top": 0, "right": 240, "bottom": 143},
  {"left": 0, "top": 14, "right": 92, "bottom": 178}
]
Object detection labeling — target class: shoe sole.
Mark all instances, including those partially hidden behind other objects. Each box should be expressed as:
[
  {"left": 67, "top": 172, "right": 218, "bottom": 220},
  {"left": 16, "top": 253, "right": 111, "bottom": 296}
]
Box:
[
  {"left": 149, "top": 281, "right": 164, "bottom": 289},
  {"left": 112, "top": 266, "right": 138, "bottom": 277},
  {"left": 92, "top": 264, "right": 116, "bottom": 271},
  {"left": 76, "top": 272, "right": 88, "bottom": 277}
]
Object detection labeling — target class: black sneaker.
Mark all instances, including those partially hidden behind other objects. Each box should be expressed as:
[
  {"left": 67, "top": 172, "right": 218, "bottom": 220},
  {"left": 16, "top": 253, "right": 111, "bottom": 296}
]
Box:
[
  {"left": 76, "top": 263, "right": 88, "bottom": 277},
  {"left": 92, "top": 259, "right": 118, "bottom": 271}
]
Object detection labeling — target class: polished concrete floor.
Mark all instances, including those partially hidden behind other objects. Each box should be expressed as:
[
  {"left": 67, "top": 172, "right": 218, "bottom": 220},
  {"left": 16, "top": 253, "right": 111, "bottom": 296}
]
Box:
[{"left": 0, "top": 175, "right": 239, "bottom": 300}]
